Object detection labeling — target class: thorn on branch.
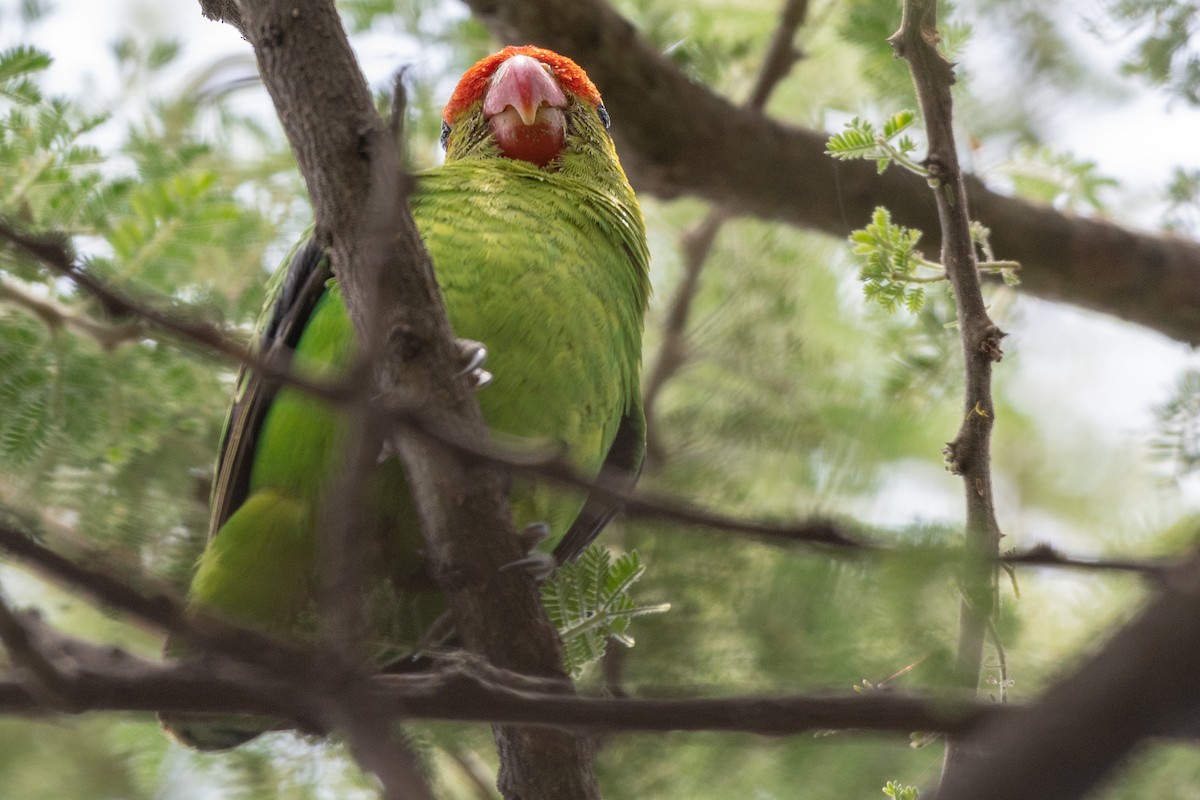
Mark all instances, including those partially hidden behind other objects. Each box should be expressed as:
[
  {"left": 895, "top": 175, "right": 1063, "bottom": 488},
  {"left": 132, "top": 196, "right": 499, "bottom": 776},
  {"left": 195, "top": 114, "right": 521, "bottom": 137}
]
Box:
[
  {"left": 979, "top": 325, "right": 1007, "bottom": 362},
  {"left": 389, "top": 68, "right": 411, "bottom": 144},
  {"left": 942, "top": 441, "right": 962, "bottom": 475}
]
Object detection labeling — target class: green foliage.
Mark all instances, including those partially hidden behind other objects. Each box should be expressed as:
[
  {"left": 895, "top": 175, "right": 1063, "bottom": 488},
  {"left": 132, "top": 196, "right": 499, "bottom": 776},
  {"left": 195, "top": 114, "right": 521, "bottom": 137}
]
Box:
[
  {"left": 848, "top": 207, "right": 938, "bottom": 313},
  {"left": 1151, "top": 367, "right": 1200, "bottom": 476},
  {"left": 0, "top": 44, "right": 50, "bottom": 105},
  {"left": 883, "top": 780, "right": 920, "bottom": 799},
  {"left": 1109, "top": 0, "right": 1200, "bottom": 104},
  {"left": 830, "top": 117, "right": 1019, "bottom": 313},
  {"left": 1003, "top": 146, "right": 1118, "bottom": 213},
  {"left": 826, "top": 111, "right": 923, "bottom": 175},
  {"left": 0, "top": 41, "right": 285, "bottom": 580},
  {"left": 1164, "top": 166, "right": 1200, "bottom": 233},
  {"left": 542, "top": 546, "right": 669, "bottom": 677}
]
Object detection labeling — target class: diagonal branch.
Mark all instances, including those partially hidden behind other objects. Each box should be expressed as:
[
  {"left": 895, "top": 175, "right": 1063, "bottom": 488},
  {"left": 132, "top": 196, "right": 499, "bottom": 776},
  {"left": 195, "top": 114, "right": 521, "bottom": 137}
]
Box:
[
  {"left": 462, "top": 0, "right": 1200, "bottom": 346},
  {"left": 4, "top": 210, "right": 1175, "bottom": 578},
  {"left": 0, "top": 220, "right": 353, "bottom": 406},
  {"left": 0, "top": 274, "right": 144, "bottom": 349}
]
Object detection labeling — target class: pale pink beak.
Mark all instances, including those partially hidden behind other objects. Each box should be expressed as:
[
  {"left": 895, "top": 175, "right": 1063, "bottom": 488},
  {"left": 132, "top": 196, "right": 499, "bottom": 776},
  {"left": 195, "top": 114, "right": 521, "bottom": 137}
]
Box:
[{"left": 483, "top": 54, "right": 568, "bottom": 125}]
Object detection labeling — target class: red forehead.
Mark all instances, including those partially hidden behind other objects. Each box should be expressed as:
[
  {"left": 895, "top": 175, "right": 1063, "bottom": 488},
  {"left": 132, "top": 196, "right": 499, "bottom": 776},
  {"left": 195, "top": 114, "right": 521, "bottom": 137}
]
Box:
[{"left": 443, "top": 45, "right": 602, "bottom": 123}]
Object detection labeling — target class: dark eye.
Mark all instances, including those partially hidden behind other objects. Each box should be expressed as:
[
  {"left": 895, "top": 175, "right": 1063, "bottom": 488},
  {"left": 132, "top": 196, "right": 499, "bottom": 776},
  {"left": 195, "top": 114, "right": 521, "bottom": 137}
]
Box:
[
  {"left": 440, "top": 121, "right": 451, "bottom": 150},
  {"left": 597, "top": 103, "right": 610, "bottom": 129}
]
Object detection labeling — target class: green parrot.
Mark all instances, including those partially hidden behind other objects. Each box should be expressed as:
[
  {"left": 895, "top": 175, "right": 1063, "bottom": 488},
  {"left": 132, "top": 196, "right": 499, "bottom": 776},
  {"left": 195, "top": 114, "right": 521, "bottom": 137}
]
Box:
[{"left": 160, "top": 45, "right": 650, "bottom": 750}]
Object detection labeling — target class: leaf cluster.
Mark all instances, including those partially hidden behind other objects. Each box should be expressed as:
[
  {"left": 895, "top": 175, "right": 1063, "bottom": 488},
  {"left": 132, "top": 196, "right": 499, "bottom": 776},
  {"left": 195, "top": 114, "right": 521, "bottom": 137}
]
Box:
[
  {"left": 1151, "top": 368, "right": 1200, "bottom": 477},
  {"left": 848, "top": 206, "right": 937, "bottom": 313},
  {"left": 1110, "top": 0, "right": 1200, "bottom": 105},
  {"left": 541, "top": 546, "right": 669, "bottom": 677},
  {"left": 1003, "top": 145, "right": 1118, "bottom": 213},
  {"left": 825, "top": 110, "right": 922, "bottom": 175},
  {"left": 829, "top": 115, "right": 1020, "bottom": 314},
  {"left": 0, "top": 43, "right": 286, "bottom": 580}
]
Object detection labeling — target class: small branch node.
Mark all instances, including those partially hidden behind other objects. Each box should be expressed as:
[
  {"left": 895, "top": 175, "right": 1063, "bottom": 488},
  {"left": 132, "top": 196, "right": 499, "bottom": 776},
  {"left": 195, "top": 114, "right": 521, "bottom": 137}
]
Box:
[
  {"left": 978, "top": 325, "right": 1007, "bottom": 362},
  {"left": 942, "top": 441, "right": 963, "bottom": 475}
]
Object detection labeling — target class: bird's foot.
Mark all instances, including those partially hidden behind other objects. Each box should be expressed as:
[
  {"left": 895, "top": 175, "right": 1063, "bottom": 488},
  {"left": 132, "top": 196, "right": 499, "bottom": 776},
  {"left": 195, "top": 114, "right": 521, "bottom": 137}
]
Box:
[
  {"left": 455, "top": 338, "right": 493, "bottom": 390},
  {"left": 500, "top": 522, "right": 556, "bottom": 581}
]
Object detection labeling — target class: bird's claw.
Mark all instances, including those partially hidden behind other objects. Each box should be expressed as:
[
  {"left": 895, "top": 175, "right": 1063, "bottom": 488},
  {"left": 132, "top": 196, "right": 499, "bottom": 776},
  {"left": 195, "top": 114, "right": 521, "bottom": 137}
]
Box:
[
  {"left": 517, "top": 521, "right": 550, "bottom": 552},
  {"left": 500, "top": 522, "right": 556, "bottom": 581},
  {"left": 500, "top": 552, "right": 557, "bottom": 582},
  {"left": 455, "top": 338, "right": 492, "bottom": 390}
]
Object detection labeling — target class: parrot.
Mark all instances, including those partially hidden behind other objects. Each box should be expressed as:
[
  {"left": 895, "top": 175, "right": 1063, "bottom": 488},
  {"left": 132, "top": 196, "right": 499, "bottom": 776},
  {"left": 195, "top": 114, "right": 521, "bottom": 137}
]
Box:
[{"left": 160, "top": 45, "right": 650, "bottom": 750}]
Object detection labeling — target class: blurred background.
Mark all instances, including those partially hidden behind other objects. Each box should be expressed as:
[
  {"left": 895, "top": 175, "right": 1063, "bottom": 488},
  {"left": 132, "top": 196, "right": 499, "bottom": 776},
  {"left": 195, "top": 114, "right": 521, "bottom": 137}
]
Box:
[{"left": 2, "top": 0, "right": 1200, "bottom": 796}]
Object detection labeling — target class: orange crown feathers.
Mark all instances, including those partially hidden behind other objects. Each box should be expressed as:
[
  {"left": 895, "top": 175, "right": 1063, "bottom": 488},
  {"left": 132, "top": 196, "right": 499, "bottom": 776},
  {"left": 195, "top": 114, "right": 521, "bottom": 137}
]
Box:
[{"left": 443, "top": 45, "right": 602, "bottom": 123}]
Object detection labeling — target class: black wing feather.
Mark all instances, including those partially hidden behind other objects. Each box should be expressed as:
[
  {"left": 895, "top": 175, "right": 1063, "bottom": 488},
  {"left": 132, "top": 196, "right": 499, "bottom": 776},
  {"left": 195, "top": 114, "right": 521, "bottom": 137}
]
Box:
[
  {"left": 207, "top": 239, "right": 332, "bottom": 539},
  {"left": 551, "top": 409, "right": 645, "bottom": 564}
]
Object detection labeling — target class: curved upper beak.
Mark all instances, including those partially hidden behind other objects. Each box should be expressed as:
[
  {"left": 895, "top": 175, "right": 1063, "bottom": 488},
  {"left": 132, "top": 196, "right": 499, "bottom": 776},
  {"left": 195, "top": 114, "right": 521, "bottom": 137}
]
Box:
[{"left": 483, "top": 54, "right": 568, "bottom": 126}]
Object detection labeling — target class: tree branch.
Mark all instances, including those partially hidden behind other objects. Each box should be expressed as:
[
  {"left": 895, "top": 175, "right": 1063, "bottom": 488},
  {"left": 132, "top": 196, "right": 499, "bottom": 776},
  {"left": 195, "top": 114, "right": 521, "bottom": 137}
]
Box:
[
  {"left": 9, "top": 623, "right": 1200, "bottom": 745},
  {"left": 890, "top": 0, "right": 1004, "bottom": 780},
  {"left": 461, "top": 0, "right": 1200, "bottom": 346},
  {"left": 931, "top": 548, "right": 1200, "bottom": 800},
  {"left": 1, "top": 216, "right": 1170, "bottom": 580},
  {"left": 0, "top": 274, "right": 144, "bottom": 349},
  {"left": 0, "top": 220, "right": 353, "bottom": 406},
  {"left": 4, "top": 211, "right": 1175, "bottom": 578}
]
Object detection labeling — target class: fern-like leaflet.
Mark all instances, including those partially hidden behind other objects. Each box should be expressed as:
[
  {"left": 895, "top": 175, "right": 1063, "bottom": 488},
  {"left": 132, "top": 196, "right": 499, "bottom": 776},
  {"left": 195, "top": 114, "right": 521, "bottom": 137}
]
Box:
[{"left": 541, "top": 546, "right": 670, "bottom": 677}]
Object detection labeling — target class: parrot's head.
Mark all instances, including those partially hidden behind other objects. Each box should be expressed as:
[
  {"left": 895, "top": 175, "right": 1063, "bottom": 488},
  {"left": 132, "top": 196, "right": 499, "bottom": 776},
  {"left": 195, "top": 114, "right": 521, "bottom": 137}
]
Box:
[{"left": 440, "top": 45, "right": 611, "bottom": 169}]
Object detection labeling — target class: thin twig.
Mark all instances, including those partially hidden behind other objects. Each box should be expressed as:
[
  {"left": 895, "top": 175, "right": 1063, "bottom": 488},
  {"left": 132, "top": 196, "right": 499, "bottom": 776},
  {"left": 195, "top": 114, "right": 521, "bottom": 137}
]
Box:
[
  {"left": 998, "top": 544, "right": 1171, "bottom": 576},
  {"left": 0, "top": 275, "right": 144, "bottom": 348},
  {"left": 642, "top": 208, "right": 727, "bottom": 463},
  {"left": 0, "top": 220, "right": 354, "bottom": 406},
  {"left": 745, "top": 0, "right": 811, "bottom": 110},
  {"left": 889, "top": 0, "right": 1006, "bottom": 781}
]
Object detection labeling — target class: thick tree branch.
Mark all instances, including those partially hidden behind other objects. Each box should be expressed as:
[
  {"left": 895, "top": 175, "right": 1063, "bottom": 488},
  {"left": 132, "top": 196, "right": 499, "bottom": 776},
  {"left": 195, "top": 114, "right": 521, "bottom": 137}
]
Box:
[
  {"left": 462, "top": 0, "right": 1200, "bottom": 345},
  {"left": 10, "top": 620, "right": 1200, "bottom": 745},
  {"left": 931, "top": 549, "right": 1200, "bottom": 800},
  {"left": 222, "top": 2, "right": 597, "bottom": 796},
  {"left": 891, "top": 0, "right": 1004, "bottom": 780}
]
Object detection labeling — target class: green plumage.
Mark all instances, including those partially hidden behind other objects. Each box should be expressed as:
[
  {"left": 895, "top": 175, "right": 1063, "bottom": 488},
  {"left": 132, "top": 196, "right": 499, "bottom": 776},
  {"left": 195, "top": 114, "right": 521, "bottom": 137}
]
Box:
[{"left": 161, "top": 66, "right": 649, "bottom": 750}]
